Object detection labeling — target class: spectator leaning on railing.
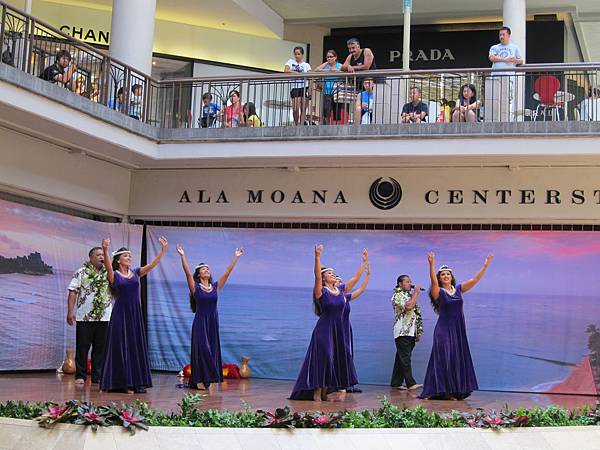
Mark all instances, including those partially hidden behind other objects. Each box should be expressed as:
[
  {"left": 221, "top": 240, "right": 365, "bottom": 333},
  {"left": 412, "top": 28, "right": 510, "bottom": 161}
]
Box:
[
  {"left": 199, "top": 92, "right": 221, "bottom": 128},
  {"left": 401, "top": 87, "right": 428, "bottom": 123},
  {"left": 40, "top": 49, "right": 77, "bottom": 90},
  {"left": 129, "top": 84, "right": 144, "bottom": 120},
  {"left": 107, "top": 87, "right": 124, "bottom": 112},
  {"left": 315, "top": 50, "right": 343, "bottom": 125}
]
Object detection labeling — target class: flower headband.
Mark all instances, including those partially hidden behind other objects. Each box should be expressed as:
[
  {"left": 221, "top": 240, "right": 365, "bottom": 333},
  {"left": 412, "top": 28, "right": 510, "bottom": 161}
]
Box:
[
  {"left": 195, "top": 264, "right": 210, "bottom": 270},
  {"left": 320, "top": 267, "right": 335, "bottom": 274},
  {"left": 111, "top": 249, "right": 131, "bottom": 257},
  {"left": 438, "top": 265, "right": 453, "bottom": 273}
]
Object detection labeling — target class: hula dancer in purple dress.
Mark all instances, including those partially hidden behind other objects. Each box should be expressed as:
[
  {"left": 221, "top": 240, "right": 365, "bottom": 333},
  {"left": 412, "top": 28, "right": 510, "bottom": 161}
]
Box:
[
  {"left": 100, "top": 236, "right": 168, "bottom": 394},
  {"left": 420, "top": 252, "right": 493, "bottom": 400},
  {"left": 176, "top": 244, "right": 244, "bottom": 391},
  {"left": 290, "top": 244, "right": 369, "bottom": 401}
]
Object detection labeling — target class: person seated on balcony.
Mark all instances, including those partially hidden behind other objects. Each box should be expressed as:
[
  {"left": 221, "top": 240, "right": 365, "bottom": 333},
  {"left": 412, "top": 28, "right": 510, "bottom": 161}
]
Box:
[
  {"left": 199, "top": 92, "right": 221, "bottom": 128},
  {"left": 401, "top": 87, "right": 428, "bottom": 123},
  {"left": 315, "top": 50, "right": 343, "bottom": 125},
  {"left": 354, "top": 78, "right": 374, "bottom": 125},
  {"left": 129, "top": 84, "right": 143, "bottom": 120},
  {"left": 225, "top": 90, "right": 244, "bottom": 128},
  {"left": 578, "top": 88, "right": 600, "bottom": 121},
  {"left": 40, "top": 49, "right": 77, "bottom": 90},
  {"left": 107, "top": 87, "right": 124, "bottom": 112},
  {"left": 284, "top": 46, "right": 312, "bottom": 126},
  {"left": 451, "top": 84, "right": 480, "bottom": 123},
  {"left": 242, "top": 102, "right": 262, "bottom": 127}
]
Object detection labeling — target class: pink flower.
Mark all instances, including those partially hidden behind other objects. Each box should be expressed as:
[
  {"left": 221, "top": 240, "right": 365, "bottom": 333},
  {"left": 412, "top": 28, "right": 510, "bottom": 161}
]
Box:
[
  {"left": 48, "top": 405, "right": 68, "bottom": 418},
  {"left": 483, "top": 417, "right": 503, "bottom": 427},
  {"left": 120, "top": 410, "right": 141, "bottom": 424},
  {"left": 313, "top": 415, "right": 331, "bottom": 426},
  {"left": 83, "top": 412, "right": 101, "bottom": 422}
]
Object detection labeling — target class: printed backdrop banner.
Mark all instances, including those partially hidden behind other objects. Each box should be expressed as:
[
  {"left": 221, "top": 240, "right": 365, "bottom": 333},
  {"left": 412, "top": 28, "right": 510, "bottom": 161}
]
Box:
[
  {"left": 0, "top": 199, "right": 142, "bottom": 371},
  {"left": 147, "top": 226, "right": 600, "bottom": 395}
]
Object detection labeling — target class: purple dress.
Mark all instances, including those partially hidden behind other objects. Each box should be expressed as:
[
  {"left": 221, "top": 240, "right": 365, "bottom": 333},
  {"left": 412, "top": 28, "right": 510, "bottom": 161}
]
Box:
[
  {"left": 101, "top": 268, "right": 152, "bottom": 391},
  {"left": 290, "top": 287, "right": 358, "bottom": 400},
  {"left": 189, "top": 281, "right": 222, "bottom": 387},
  {"left": 420, "top": 284, "right": 478, "bottom": 399}
]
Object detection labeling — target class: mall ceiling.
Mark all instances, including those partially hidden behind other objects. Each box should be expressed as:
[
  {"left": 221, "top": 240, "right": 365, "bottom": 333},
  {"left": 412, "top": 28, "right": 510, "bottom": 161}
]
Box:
[{"left": 9, "top": 0, "right": 600, "bottom": 61}]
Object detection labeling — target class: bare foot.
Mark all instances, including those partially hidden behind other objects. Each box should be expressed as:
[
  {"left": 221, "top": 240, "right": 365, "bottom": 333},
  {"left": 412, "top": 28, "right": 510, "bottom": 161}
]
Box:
[
  {"left": 74, "top": 378, "right": 85, "bottom": 385},
  {"left": 407, "top": 384, "right": 423, "bottom": 391},
  {"left": 321, "top": 393, "right": 329, "bottom": 401},
  {"left": 195, "top": 383, "right": 209, "bottom": 391},
  {"left": 394, "top": 386, "right": 408, "bottom": 390}
]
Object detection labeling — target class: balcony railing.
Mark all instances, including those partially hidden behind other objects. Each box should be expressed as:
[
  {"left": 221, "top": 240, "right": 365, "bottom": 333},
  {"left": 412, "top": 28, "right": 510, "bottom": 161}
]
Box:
[{"left": 2, "top": 0, "right": 600, "bottom": 130}]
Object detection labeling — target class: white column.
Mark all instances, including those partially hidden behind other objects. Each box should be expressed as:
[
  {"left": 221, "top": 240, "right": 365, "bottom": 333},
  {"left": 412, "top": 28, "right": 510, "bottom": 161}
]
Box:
[
  {"left": 402, "top": 3, "right": 411, "bottom": 70},
  {"left": 25, "top": 0, "right": 32, "bottom": 14},
  {"left": 503, "top": 0, "right": 526, "bottom": 62},
  {"left": 109, "top": 0, "right": 156, "bottom": 74}
]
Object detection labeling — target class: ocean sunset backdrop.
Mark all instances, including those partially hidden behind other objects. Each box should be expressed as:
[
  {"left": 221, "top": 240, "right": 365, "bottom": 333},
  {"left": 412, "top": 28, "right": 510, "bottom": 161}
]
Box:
[{"left": 146, "top": 226, "right": 600, "bottom": 395}]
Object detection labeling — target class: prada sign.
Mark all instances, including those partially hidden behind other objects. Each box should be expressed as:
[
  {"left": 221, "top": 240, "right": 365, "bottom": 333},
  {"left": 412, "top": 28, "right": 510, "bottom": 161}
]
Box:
[
  {"left": 129, "top": 167, "right": 600, "bottom": 221},
  {"left": 323, "top": 21, "right": 564, "bottom": 69}
]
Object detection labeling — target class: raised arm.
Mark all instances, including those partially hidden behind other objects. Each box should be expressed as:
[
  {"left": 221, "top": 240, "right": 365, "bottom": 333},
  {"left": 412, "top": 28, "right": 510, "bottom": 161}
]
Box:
[
  {"left": 217, "top": 248, "right": 244, "bottom": 291},
  {"left": 428, "top": 252, "right": 440, "bottom": 301},
  {"left": 101, "top": 238, "right": 114, "bottom": 285},
  {"left": 344, "top": 248, "right": 368, "bottom": 291},
  {"left": 176, "top": 244, "right": 195, "bottom": 295},
  {"left": 461, "top": 255, "right": 493, "bottom": 293},
  {"left": 313, "top": 244, "right": 324, "bottom": 299},
  {"left": 350, "top": 264, "right": 370, "bottom": 301},
  {"left": 314, "top": 62, "right": 328, "bottom": 71},
  {"left": 139, "top": 236, "right": 168, "bottom": 278}
]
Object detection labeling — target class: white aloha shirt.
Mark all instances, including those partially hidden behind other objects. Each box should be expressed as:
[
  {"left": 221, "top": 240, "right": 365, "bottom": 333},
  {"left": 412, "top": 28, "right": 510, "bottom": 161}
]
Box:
[
  {"left": 392, "top": 288, "right": 423, "bottom": 339},
  {"left": 67, "top": 263, "right": 112, "bottom": 322}
]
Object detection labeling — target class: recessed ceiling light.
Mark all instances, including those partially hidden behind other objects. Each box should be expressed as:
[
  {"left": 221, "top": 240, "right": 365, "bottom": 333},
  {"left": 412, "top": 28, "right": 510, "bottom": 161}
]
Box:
[
  {"left": 221, "top": 22, "right": 226, "bottom": 26},
  {"left": 152, "top": 61, "right": 156, "bottom": 65}
]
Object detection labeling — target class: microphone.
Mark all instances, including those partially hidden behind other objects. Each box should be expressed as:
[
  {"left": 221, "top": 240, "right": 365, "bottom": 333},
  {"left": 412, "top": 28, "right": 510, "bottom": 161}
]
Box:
[{"left": 411, "top": 285, "right": 426, "bottom": 291}]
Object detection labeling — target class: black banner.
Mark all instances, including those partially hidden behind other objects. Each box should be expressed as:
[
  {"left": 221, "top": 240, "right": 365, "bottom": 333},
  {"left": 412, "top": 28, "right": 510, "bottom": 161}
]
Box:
[{"left": 323, "top": 21, "right": 564, "bottom": 69}]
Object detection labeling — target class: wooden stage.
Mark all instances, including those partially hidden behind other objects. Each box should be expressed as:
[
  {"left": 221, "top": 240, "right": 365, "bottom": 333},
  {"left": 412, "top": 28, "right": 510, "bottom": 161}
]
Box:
[{"left": 0, "top": 372, "right": 597, "bottom": 414}]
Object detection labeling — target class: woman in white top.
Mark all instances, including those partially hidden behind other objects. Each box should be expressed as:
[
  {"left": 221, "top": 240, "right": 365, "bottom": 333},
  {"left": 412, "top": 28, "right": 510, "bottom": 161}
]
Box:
[{"left": 284, "top": 46, "right": 311, "bottom": 126}]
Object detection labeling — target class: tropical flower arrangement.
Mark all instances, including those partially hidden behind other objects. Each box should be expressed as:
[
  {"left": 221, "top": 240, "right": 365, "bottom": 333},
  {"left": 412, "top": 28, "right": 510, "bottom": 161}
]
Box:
[{"left": 0, "top": 396, "right": 598, "bottom": 433}]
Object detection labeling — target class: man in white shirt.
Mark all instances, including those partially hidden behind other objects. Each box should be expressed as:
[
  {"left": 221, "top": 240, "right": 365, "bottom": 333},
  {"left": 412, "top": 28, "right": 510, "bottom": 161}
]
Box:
[
  {"left": 484, "top": 26, "right": 524, "bottom": 122},
  {"left": 67, "top": 247, "right": 112, "bottom": 384}
]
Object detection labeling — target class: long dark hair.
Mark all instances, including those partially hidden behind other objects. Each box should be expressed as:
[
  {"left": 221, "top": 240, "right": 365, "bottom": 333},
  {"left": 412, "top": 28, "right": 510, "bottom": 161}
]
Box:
[
  {"left": 459, "top": 83, "right": 477, "bottom": 105},
  {"left": 189, "top": 263, "right": 214, "bottom": 313},
  {"left": 313, "top": 268, "right": 331, "bottom": 317},
  {"left": 111, "top": 247, "right": 129, "bottom": 271},
  {"left": 429, "top": 270, "right": 456, "bottom": 314},
  {"left": 108, "top": 247, "right": 130, "bottom": 295}
]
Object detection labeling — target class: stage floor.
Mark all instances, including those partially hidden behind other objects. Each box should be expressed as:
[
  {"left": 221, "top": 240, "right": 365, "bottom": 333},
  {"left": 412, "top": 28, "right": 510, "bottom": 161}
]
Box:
[{"left": 1, "top": 372, "right": 597, "bottom": 414}]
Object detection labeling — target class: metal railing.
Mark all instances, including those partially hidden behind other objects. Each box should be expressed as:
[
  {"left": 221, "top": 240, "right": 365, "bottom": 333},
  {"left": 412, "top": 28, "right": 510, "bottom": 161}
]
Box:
[{"left": 2, "top": 1, "right": 600, "bottom": 130}]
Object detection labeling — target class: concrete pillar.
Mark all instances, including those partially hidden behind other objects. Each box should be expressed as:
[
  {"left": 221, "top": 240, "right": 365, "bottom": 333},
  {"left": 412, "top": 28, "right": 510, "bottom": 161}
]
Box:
[
  {"left": 503, "top": 0, "right": 526, "bottom": 62},
  {"left": 109, "top": 0, "right": 156, "bottom": 74}
]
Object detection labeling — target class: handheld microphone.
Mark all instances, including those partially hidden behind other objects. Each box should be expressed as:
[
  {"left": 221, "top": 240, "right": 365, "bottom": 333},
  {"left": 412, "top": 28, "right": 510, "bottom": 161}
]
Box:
[{"left": 411, "top": 285, "right": 426, "bottom": 291}]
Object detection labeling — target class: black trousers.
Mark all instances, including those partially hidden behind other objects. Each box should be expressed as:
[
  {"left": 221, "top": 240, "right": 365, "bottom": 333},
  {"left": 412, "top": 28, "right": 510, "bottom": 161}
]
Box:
[
  {"left": 390, "top": 336, "right": 417, "bottom": 388},
  {"left": 75, "top": 321, "right": 108, "bottom": 382}
]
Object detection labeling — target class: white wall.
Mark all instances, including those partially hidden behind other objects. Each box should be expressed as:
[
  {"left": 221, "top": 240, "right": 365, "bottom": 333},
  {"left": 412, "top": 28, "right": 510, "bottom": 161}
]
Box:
[{"left": 0, "top": 127, "right": 131, "bottom": 216}]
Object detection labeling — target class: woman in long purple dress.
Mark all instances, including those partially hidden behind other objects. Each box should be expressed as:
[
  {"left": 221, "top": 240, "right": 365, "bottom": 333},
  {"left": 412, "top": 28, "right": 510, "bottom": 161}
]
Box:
[
  {"left": 176, "top": 244, "right": 243, "bottom": 391},
  {"left": 290, "top": 245, "right": 369, "bottom": 401},
  {"left": 100, "top": 236, "right": 168, "bottom": 393},
  {"left": 420, "top": 252, "right": 493, "bottom": 400}
]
